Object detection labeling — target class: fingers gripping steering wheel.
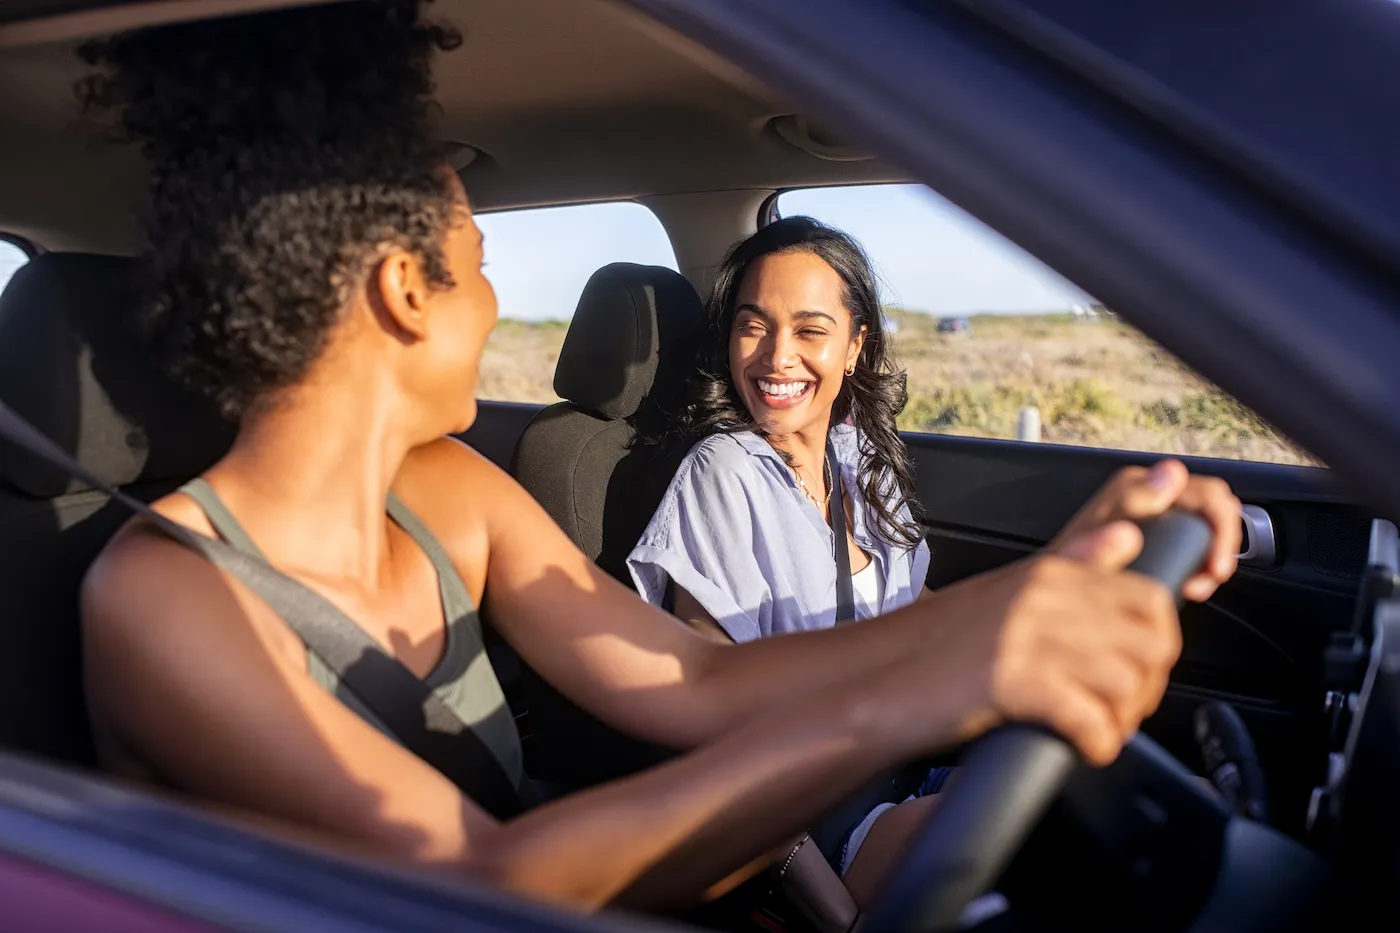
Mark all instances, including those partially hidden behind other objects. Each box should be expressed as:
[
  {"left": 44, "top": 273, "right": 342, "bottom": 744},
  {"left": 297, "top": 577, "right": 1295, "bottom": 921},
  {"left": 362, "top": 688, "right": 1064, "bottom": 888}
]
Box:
[{"left": 864, "top": 512, "right": 1214, "bottom": 933}]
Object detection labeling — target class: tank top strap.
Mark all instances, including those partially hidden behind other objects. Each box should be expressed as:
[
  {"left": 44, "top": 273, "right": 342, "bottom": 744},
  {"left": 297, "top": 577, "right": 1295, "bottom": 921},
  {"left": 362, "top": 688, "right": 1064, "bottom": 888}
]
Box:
[
  {"left": 178, "top": 478, "right": 268, "bottom": 560},
  {"left": 386, "top": 491, "right": 476, "bottom": 619}
]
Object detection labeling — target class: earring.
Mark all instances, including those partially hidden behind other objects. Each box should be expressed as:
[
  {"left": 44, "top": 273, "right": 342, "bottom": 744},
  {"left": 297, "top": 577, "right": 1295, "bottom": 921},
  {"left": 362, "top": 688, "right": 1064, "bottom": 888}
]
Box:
[{"left": 845, "top": 364, "right": 856, "bottom": 376}]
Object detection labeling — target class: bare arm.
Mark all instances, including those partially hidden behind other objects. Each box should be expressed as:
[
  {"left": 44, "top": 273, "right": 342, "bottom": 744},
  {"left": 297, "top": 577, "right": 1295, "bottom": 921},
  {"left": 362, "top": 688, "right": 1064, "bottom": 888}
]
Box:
[
  {"left": 82, "top": 530, "right": 945, "bottom": 910},
  {"left": 82, "top": 441, "right": 1202, "bottom": 911},
  {"left": 417, "top": 440, "right": 1020, "bottom": 750}
]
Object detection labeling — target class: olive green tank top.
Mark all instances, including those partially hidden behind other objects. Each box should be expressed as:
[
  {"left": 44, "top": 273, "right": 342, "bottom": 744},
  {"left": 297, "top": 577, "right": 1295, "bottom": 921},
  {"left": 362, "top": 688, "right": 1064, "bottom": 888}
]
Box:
[{"left": 178, "top": 478, "right": 524, "bottom": 791}]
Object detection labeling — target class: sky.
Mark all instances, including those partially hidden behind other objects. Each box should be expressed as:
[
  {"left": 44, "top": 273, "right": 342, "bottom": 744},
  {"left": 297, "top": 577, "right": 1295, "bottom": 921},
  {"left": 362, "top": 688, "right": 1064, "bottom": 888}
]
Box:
[
  {"left": 0, "top": 184, "right": 1094, "bottom": 318},
  {"left": 0, "top": 242, "right": 25, "bottom": 289},
  {"left": 476, "top": 182, "right": 1093, "bottom": 322}
]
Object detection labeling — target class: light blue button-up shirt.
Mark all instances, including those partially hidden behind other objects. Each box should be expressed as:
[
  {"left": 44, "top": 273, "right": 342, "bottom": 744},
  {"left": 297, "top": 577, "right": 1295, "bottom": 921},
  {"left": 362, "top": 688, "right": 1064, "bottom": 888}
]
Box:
[{"left": 627, "top": 423, "right": 931, "bottom": 642}]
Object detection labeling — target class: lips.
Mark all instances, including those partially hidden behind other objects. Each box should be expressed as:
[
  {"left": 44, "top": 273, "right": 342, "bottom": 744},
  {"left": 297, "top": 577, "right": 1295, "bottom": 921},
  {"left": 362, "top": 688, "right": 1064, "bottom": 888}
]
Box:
[{"left": 753, "top": 378, "right": 814, "bottom": 409}]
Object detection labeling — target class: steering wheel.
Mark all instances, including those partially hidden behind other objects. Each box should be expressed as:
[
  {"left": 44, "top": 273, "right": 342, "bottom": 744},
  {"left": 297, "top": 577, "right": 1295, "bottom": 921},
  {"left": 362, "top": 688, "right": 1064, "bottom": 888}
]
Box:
[{"left": 863, "top": 511, "right": 1215, "bottom": 933}]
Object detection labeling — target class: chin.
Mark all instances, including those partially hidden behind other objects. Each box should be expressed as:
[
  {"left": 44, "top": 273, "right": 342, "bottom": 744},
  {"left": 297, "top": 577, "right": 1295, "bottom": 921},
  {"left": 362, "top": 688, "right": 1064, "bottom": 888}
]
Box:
[
  {"left": 748, "top": 408, "right": 811, "bottom": 438},
  {"left": 451, "top": 397, "right": 479, "bottom": 436}
]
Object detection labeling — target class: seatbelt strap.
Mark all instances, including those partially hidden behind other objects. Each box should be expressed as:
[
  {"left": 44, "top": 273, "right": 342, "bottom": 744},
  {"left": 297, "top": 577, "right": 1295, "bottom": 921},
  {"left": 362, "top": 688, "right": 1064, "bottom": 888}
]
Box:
[
  {"left": 0, "top": 400, "right": 527, "bottom": 820},
  {"left": 826, "top": 442, "right": 856, "bottom": 624}
]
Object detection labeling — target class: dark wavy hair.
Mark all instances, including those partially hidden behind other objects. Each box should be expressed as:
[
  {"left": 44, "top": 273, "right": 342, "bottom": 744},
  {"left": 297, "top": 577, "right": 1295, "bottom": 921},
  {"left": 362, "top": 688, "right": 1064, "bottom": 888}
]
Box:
[
  {"left": 76, "top": 1, "right": 462, "bottom": 420},
  {"left": 673, "top": 216, "right": 926, "bottom": 551}
]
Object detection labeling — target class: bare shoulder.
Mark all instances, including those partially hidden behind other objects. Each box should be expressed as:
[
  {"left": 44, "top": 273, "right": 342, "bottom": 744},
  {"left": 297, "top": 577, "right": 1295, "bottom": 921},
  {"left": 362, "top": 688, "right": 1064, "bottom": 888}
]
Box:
[
  {"left": 394, "top": 436, "right": 514, "bottom": 530},
  {"left": 393, "top": 437, "right": 534, "bottom": 595},
  {"left": 84, "top": 490, "right": 224, "bottom": 617},
  {"left": 82, "top": 490, "right": 303, "bottom": 709},
  {"left": 398, "top": 435, "right": 504, "bottom": 493}
]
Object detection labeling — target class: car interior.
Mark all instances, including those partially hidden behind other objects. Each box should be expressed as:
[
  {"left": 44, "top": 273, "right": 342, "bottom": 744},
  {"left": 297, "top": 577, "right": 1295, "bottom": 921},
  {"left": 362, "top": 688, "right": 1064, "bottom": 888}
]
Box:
[{"left": 0, "top": 0, "right": 1396, "bottom": 930}]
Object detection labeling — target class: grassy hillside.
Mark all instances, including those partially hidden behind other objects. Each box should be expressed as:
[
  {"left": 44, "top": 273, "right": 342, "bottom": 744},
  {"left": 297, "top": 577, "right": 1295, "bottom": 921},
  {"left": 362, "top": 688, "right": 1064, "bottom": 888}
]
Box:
[{"left": 479, "top": 311, "right": 1315, "bottom": 466}]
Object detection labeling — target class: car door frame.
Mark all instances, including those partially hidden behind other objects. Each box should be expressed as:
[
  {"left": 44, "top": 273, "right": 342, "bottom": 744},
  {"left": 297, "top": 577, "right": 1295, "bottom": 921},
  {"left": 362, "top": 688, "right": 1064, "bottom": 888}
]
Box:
[{"left": 3, "top": 0, "right": 1400, "bottom": 927}]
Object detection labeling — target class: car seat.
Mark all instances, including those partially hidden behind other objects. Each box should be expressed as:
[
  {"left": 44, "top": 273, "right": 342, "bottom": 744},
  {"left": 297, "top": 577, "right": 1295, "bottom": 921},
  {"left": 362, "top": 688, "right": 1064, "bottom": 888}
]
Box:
[
  {"left": 0, "top": 253, "right": 234, "bottom": 766},
  {"left": 511, "top": 262, "right": 706, "bottom": 786}
]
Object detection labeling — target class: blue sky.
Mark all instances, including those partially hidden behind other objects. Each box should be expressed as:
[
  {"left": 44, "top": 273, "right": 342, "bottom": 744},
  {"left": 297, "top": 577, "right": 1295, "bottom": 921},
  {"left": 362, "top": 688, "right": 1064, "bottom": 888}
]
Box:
[
  {"left": 0, "top": 242, "right": 25, "bottom": 289},
  {"left": 477, "top": 183, "right": 1092, "bottom": 322}
]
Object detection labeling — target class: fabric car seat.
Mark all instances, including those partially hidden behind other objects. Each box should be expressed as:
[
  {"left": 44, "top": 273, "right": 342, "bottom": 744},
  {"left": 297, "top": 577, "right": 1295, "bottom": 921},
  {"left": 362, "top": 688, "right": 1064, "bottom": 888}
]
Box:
[
  {"left": 512, "top": 262, "right": 706, "bottom": 584},
  {"left": 510, "top": 262, "right": 706, "bottom": 786},
  {"left": 0, "top": 253, "right": 235, "bottom": 767}
]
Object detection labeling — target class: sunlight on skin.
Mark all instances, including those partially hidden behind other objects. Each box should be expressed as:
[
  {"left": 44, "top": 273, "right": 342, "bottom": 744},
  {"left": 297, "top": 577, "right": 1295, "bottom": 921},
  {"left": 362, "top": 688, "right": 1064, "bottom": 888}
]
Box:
[{"left": 573, "top": 632, "right": 689, "bottom": 690}]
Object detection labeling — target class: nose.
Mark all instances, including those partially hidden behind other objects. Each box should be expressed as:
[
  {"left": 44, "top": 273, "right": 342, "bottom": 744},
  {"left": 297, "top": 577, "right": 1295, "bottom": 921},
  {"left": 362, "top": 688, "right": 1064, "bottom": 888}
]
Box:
[{"left": 763, "top": 329, "right": 800, "bottom": 371}]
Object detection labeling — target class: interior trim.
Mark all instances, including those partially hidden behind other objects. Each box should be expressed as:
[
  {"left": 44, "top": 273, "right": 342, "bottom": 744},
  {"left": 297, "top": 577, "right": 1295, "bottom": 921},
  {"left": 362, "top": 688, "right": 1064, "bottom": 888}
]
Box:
[{"left": 0, "top": 0, "right": 348, "bottom": 48}]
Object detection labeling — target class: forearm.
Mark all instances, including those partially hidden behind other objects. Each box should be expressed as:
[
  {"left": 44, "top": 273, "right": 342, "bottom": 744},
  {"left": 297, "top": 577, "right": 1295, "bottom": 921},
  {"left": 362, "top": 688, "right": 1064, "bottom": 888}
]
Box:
[
  {"left": 675, "top": 594, "right": 945, "bottom": 747},
  {"left": 470, "top": 677, "right": 902, "bottom": 912}
]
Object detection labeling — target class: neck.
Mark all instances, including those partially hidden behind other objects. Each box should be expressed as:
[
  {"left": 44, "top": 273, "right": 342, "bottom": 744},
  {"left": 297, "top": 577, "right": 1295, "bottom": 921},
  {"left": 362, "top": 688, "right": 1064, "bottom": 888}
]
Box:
[
  {"left": 208, "top": 368, "right": 423, "bottom": 582},
  {"left": 766, "top": 417, "right": 830, "bottom": 478}
]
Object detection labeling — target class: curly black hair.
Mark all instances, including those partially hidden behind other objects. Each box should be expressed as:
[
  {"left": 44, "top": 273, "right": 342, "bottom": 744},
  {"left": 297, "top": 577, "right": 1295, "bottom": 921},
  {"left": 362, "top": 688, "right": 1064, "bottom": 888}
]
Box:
[
  {"left": 76, "top": 1, "right": 462, "bottom": 419},
  {"left": 664, "top": 217, "right": 927, "bottom": 551}
]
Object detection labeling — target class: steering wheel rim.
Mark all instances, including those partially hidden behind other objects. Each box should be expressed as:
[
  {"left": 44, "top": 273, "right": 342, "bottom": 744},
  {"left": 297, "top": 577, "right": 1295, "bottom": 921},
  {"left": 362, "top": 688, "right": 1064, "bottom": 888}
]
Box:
[{"left": 862, "top": 512, "right": 1214, "bottom": 933}]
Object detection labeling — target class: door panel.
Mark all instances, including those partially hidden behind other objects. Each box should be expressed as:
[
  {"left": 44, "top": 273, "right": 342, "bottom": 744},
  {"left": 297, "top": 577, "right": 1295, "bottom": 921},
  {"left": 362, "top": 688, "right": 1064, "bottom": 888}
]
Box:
[{"left": 907, "top": 431, "right": 1365, "bottom": 834}]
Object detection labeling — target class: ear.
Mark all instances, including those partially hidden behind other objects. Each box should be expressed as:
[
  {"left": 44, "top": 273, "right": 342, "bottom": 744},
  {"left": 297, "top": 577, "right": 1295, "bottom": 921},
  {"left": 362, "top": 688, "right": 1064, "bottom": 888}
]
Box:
[
  {"left": 847, "top": 324, "right": 868, "bottom": 371},
  {"left": 373, "top": 250, "right": 431, "bottom": 342}
]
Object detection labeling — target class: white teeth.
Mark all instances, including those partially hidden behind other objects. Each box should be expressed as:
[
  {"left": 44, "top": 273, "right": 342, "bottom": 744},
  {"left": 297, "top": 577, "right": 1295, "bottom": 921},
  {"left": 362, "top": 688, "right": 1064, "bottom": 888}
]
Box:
[{"left": 757, "top": 380, "right": 811, "bottom": 399}]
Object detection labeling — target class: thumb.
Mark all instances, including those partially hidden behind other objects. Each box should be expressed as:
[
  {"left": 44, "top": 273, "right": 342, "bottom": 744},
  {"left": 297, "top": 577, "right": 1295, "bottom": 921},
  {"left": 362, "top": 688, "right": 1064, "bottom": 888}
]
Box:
[{"left": 1055, "top": 519, "right": 1144, "bottom": 573}]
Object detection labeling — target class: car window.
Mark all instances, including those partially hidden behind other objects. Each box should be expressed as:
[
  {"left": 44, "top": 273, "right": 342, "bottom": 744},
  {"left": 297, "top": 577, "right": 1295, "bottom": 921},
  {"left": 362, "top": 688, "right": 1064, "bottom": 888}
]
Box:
[
  {"left": 475, "top": 201, "right": 678, "bottom": 404},
  {"left": 0, "top": 240, "right": 28, "bottom": 295},
  {"left": 776, "top": 184, "right": 1316, "bottom": 466}
]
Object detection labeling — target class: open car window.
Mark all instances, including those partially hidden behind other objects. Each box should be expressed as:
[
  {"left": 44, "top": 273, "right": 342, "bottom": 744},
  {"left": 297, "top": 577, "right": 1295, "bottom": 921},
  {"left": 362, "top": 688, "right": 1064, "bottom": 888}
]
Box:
[
  {"left": 776, "top": 184, "right": 1317, "bottom": 466},
  {"left": 475, "top": 201, "right": 677, "bottom": 404},
  {"left": 0, "top": 240, "right": 27, "bottom": 294}
]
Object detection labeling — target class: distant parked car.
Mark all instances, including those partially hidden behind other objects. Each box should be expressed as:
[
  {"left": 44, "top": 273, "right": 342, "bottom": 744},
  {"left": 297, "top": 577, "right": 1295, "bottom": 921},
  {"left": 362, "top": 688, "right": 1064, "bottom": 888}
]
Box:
[{"left": 937, "top": 315, "right": 970, "bottom": 334}]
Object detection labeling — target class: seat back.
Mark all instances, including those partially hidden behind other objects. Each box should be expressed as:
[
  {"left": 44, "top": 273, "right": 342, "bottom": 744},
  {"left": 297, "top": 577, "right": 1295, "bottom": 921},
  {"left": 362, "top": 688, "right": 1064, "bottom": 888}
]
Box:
[
  {"left": 511, "top": 262, "right": 705, "bottom": 785},
  {"left": 0, "top": 254, "right": 233, "bottom": 765},
  {"left": 513, "top": 262, "right": 705, "bottom": 583}
]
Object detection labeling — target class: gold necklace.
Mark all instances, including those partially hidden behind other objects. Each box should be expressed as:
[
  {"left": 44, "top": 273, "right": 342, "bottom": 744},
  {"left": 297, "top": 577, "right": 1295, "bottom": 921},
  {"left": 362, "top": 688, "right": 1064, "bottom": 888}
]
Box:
[{"left": 796, "top": 457, "right": 834, "bottom": 513}]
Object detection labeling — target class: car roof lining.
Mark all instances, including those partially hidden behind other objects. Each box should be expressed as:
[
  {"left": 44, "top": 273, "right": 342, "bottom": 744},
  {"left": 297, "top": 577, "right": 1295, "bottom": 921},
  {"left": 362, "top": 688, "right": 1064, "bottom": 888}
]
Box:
[{"left": 0, "top": 0, "right": 911, "bottom": 253}]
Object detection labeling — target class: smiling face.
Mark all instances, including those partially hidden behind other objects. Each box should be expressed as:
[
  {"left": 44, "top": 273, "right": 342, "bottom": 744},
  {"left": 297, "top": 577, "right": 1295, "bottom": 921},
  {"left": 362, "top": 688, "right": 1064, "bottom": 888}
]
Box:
[{"left": 728, "top": 250, "right": 866, "bottom": 439}]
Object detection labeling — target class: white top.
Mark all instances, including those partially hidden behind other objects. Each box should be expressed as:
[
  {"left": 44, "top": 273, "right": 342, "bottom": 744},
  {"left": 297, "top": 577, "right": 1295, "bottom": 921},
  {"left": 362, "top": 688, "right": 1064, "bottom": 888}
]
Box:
[{"left": 850, "top": 558, "right": 885, "bottom": 618}]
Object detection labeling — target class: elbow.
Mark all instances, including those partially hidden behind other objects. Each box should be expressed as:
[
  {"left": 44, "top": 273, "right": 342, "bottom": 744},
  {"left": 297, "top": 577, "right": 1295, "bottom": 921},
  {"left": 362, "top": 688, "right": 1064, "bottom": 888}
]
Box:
[{"left": 663, "top": 639, "right": 734, "bottom": 747}]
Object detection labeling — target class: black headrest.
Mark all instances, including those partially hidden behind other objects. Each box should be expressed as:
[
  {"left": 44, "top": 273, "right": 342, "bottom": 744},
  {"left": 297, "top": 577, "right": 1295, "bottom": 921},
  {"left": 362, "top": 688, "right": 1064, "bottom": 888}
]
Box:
[
  {"left": 553, "top": 263, "right": 705, "bottom": 421},
  {"left": 0, "top": 253, "right": 235, "bottom": 499}
]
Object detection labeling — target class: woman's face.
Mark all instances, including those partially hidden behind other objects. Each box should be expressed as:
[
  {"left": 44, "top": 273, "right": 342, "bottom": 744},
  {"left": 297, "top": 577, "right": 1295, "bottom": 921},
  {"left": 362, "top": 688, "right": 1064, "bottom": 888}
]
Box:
[
  {"left": 410, "top": 177, "right": 499, "bottom": 434},
  {"left": 728, "top": 250, "right": 865, "bottom": 439}
]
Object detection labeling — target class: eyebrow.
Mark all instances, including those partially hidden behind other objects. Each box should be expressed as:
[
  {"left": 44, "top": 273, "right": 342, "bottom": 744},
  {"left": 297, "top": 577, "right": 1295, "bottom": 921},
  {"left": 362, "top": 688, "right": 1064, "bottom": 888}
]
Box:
[{"left": 736, "top": 304, "right": 838, "bottom": 326}]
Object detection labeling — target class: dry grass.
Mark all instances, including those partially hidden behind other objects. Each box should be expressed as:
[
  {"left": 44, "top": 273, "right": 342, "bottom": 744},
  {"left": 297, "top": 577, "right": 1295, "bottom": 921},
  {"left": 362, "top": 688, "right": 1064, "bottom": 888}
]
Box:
[
  {"left": 888, "top": 311, "right": 1317, "bottom": 465},
  {"left": 478, "top": 311, "right": 1317, "bottom": 466},
  {"left": 477, "top": 319, "right": 571, "bottom": 404}
]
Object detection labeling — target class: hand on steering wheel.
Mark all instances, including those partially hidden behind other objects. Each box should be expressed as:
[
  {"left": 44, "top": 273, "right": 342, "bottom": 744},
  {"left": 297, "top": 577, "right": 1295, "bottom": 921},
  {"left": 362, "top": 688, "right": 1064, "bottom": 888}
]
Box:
[{"left": 864, "top": 511, "right": 1214, "bottom": 933}]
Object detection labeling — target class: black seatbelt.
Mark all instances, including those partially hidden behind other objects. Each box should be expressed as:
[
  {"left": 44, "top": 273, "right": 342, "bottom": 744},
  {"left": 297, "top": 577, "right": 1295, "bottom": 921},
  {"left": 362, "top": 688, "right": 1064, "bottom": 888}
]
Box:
[
  {"left": 826, "top": 442, "right": 856, "bottom": 624},
  {"left": 0, "top": 400, "right": 527, "bottom": 821}
]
